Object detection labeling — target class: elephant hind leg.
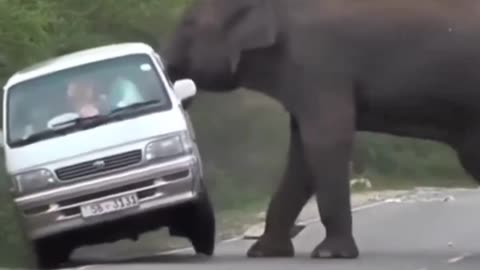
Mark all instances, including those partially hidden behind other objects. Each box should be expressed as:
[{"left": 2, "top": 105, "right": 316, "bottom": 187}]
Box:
[{"left": 455, "top": 128, "right": 480, "bottom": 184}]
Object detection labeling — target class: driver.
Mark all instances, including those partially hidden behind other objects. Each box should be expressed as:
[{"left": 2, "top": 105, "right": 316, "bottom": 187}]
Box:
[{"left": 66, "top": 77, "right": 107, "bottom": 117}]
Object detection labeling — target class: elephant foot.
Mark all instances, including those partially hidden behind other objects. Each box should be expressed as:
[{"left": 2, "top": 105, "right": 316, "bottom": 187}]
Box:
[
  {"left": 247, "top": 235, "right": 294, "bottom": 258},
  {"left": 311, "top": 236, "right": 359, "bottom": 259}
]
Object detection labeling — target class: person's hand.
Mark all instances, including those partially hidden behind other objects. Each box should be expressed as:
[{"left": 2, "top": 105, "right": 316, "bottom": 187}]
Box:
[{"left": 79, "top": 104, "right": 99, "bottom": 117}]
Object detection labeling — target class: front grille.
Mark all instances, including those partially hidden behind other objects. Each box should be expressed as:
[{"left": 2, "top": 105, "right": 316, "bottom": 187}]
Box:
[{"left": 55, "top": 150, "right": 143, "bottom": 181}]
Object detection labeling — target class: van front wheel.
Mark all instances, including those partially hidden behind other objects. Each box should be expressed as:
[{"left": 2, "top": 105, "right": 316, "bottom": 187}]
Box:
[
  {"left": 169, "top": 181, "right": 216, "bottom": 256},
  {"left": 32, "top": 236, "right": 74, "bottom": 269}
]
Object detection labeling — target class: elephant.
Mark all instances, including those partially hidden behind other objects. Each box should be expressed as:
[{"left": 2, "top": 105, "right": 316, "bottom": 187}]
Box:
[{"left": 165, "top": 0, "right": 480, "bottom": 259}]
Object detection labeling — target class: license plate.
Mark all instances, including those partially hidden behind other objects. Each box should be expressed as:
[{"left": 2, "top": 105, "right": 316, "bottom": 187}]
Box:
[{"left": 81, "top": 194, "right": 139, "bottom": 218}]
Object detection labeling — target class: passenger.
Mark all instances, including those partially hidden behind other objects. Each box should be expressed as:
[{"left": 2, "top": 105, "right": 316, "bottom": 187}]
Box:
[
  {"left": 66, "top": 77, "right": 106, "bottom": 117},
  {"left": 108, "top": 76, "right": 144, "bottom": 108}
]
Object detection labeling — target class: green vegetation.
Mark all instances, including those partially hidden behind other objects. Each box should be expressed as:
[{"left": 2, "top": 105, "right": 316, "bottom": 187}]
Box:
[{"left": 0, "top": 1, "right": 475, "bottom": 267}]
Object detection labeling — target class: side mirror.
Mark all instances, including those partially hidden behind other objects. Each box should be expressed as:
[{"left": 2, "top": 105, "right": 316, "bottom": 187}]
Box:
[{"left": 173, "top": 79, "right": 197, "bottom": 102}]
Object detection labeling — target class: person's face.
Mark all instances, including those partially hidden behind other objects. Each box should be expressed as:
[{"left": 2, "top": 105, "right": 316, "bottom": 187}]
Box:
[{"left": 68, "top": 81, "right": 96, "bottom": 108}]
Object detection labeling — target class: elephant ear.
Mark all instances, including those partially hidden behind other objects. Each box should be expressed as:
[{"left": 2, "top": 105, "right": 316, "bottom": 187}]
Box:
[{"left": 225, "top": 0, "right": 278, "bottom": 72}]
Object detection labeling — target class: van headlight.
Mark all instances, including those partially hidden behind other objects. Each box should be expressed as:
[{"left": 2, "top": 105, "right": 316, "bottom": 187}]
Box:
[
  {"left": 145, "top": 131, "right": 193, "bottom": 161},
  {"left": 13, "top": 169, "right": 56, "bottom": 194}
]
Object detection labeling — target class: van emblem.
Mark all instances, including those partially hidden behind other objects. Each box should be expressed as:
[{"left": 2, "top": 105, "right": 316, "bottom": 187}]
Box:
[{"left": 93, "top": 160, "right": 106, "bottom": 169}]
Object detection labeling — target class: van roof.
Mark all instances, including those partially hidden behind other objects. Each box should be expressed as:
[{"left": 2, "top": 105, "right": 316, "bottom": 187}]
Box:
[{"left": 3, "top": 42, "right": 155, "bottom": 90}]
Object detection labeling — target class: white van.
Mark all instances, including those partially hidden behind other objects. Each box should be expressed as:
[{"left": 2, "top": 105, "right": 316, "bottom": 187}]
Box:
[{"left": 1, "top": 42, "right": 215, "bottom": 268}]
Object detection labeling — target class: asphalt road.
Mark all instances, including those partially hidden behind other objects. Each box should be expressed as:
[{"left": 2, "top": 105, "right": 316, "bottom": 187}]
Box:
[{"left": 68, "top": 188, "right": 480, "bottom": 270}]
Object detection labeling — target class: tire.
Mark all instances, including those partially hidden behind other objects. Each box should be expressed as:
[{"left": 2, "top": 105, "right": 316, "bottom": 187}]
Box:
[
  {"left": 170, "top": 180, "right": 216, "bottom": 256},
  {"left": 31, "top": 236, "right": 74, "bottom": 269}
]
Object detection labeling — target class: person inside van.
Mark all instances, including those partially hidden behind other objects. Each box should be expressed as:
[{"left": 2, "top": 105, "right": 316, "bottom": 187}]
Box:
[
  {"left": 108, "top": 75, "right": 144, "bottom": 109},
  {"left": 66, "top": 77, "right": 107, "bottom": 117}
]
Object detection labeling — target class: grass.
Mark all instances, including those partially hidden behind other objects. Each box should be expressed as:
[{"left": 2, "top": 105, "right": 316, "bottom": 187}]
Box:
[{"left": 0, "top": 195, "right": 36, "bottom": 268}]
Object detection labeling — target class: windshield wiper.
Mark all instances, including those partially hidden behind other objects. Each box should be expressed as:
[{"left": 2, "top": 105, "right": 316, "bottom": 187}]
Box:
[
  {"left": 49, "top": 114, "right": 106, "bottom": 130},
  {"left": 10, "top": 115, "right": 108, "bottom": 147},
  {"left": 109, "top": 100, "right": 163, "bottom": 116},
  {"left": 10, "top": 127, "right": 76, "bottom": 147},
  {"left": 49, "top": 100, "right": 161, "bottom": 130},
  {"left": 10, "top": 101, "right": 164, "bottom": 147}
]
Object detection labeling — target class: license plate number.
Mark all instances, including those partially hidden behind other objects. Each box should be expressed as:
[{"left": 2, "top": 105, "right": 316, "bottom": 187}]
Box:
[{"left": 81, "top": 194, "right": 139, "bottom": 218}]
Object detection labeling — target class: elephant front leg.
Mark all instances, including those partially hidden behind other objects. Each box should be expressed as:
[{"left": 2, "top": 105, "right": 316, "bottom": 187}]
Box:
[
  {"left": 247, "top": 115, "right": 314, "bottom": 258},
  {"left": 298, "top": 91, "right": 359, "bottom": 259}
]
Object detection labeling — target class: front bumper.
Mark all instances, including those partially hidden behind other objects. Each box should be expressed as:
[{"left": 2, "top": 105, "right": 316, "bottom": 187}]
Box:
[{"left": 14, "top": 154, "right": 202, "bottom": 240}]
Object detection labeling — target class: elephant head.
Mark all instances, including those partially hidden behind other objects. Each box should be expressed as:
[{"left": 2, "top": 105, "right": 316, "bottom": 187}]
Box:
[{"left": 166, "top": 0, "right": 279, "bottom": 91}]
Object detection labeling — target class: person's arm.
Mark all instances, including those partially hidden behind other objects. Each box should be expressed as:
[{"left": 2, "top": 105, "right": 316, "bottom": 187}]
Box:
[{"left": 109, "top": 77, "right": 144, "bottom": 108}]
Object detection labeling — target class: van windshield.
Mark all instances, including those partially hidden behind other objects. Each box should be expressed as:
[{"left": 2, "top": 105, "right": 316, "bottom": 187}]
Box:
[{"left": 6, "top": 53, "right": 172, "bottom": 148}]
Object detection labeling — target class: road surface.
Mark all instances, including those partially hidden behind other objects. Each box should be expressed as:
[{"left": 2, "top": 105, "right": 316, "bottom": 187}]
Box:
[{"left": 69, "top": 188, "right": 480, "bottom": 270}]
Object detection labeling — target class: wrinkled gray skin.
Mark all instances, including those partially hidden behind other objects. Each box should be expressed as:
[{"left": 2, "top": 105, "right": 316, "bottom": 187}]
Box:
[{"left": 166, "top": 0, "right": 480, "bottom": 259}]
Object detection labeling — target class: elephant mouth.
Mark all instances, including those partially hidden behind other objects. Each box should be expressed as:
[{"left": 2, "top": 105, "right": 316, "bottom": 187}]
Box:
[{"left": 193, "top": 72, "right": 239, "bottom": 91}]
